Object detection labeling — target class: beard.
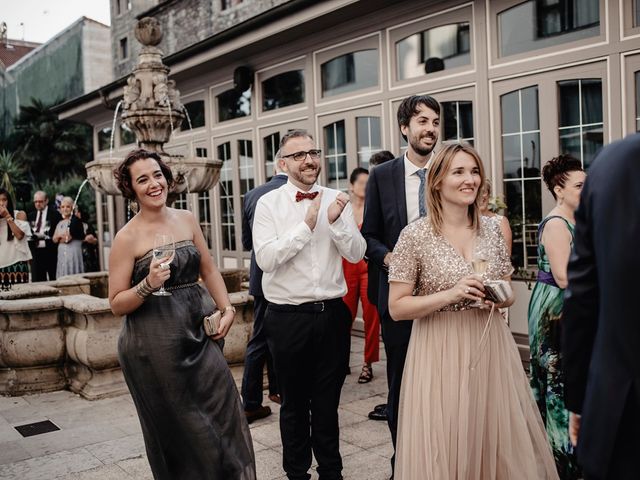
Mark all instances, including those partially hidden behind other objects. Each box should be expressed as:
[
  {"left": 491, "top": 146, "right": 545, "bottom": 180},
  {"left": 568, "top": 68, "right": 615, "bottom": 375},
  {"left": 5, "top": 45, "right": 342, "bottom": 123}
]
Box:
[
  {"left": 409, "top": 133, "right": 437, "bottom": 157},
  {"left": 290, "top": 163, "right": 322, "bottom": 186}
]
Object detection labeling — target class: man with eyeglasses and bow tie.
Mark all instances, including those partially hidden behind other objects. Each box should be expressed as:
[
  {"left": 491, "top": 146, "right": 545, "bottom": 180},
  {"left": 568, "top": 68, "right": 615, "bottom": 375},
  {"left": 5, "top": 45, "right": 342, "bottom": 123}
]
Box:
[{"left": 253, "top": 129, "right": 366, "bottom": 480}]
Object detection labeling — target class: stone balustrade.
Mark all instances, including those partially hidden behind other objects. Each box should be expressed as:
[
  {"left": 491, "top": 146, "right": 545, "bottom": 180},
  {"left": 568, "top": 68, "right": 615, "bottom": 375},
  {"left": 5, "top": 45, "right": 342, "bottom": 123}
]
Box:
[{"left": 0, "top": 276, "right": 254, "bottom": 400}]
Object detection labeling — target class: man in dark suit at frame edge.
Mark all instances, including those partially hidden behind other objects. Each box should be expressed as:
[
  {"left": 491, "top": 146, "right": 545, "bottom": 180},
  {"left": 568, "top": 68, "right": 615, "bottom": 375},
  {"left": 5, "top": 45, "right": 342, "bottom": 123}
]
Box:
[
  {"left": 27, "top": 190, "right": 62, "bottom": 281},
  {"left": 240, "top": 151, "right": 287, "bottom": 423},
  {"left": 562, "top": 133, "right": 640, "bottom": 480},
  {"left": 361, "top": 94, "right": 440, "bottom": 479}
]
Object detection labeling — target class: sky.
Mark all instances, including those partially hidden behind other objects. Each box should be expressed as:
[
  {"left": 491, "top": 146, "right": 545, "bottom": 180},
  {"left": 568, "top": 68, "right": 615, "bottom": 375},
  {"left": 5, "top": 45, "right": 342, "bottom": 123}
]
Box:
[{"left": 1, "top": 0, "right": 111, "bottom": 44}]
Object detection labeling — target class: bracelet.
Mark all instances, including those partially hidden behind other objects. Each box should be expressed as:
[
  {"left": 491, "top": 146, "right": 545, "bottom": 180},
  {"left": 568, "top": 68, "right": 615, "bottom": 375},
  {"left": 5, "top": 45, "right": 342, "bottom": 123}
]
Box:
[
  {"left": 221, "top": 305, "right": 236, "bottom": 315},
  {"left": 135, "top": 277, "right": 158, "bottom": 299}
]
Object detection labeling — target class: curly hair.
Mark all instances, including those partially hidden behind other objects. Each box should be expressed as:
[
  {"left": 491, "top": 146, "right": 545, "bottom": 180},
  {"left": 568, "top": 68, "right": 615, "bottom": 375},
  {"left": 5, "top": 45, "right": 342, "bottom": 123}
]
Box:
[
  {"left": 397, "top": 95, "right": 440, "bottom": 141},
  {"left": 113, "top": 149, "right": 175, "bottom": 200},
  {"left": 542, "top": 154, "right": 583, "bottom": 199}
]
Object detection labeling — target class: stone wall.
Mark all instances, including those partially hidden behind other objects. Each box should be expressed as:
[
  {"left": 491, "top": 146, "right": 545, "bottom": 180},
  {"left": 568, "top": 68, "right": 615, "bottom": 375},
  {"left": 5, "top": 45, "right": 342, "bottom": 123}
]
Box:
[
  {"left": 111, "top": 0, "right": 291, "bottom": 78},
  {"left": 0, "top": 18, "right": 111, "bottom": 133}
]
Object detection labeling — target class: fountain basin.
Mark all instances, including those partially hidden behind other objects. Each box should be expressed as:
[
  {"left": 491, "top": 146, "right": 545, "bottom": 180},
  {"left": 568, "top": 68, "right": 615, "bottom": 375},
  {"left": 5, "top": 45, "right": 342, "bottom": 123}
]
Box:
[
  {"left": 0, "top": 276, "right": 254, "bottom": 399},
  {"left": 86, "top": 155, "right": 222, "bottom": 196}
]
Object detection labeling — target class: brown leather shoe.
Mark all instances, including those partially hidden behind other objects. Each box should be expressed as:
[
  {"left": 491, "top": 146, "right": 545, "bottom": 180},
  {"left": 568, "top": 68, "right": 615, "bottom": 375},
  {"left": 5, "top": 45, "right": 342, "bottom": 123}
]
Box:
[
  {"left": 268, "top": 394, "right": 281, "bottom": 405},
  {"left": 245, "top": 405, "right": 271, "bottom": 424}
]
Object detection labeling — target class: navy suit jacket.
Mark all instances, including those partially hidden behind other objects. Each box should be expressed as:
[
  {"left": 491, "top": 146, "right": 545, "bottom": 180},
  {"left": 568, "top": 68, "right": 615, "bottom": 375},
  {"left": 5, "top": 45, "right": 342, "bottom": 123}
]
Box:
[
  {"left": 562, "top": 134, "right": 640, "bottom": 477},
  {"left": 242, "top": 174, "right": 288, "bottom": 297},
  {"left": 361, "top": 157, "right": 413, "bottom": 345}
]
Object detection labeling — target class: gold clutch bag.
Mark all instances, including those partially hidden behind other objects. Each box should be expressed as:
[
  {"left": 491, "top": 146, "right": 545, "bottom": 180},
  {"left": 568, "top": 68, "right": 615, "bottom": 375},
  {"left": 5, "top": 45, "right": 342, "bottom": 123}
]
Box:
[{"left": 203, "top": 310, "right": 222, "bottom": 336}]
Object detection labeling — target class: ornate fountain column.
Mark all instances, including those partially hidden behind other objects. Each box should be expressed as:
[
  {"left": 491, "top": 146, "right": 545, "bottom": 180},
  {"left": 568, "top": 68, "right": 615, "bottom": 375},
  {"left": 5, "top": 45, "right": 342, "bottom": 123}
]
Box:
[{"left": 85, "top": 17, "right": 221, "bottom": 196}]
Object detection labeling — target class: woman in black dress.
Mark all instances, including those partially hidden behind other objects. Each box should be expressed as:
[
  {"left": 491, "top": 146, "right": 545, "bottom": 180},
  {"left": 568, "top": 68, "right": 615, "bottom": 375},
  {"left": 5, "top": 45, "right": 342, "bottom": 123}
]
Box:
[{"left": 109, "top": 149, "right": 255, "bottom": 479}]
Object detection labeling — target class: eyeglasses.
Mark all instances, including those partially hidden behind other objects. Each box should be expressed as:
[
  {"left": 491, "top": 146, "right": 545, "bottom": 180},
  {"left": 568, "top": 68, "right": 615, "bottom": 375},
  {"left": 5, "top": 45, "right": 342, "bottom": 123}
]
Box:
[{"left": 281, "top": 149, "right": 322, "bottom": 162}]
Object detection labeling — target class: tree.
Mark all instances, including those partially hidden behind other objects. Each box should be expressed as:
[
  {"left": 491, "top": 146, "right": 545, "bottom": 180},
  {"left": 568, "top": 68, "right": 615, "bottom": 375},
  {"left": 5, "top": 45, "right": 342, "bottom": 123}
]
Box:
[
  {"left": 11, "top": 98, "right": 93, "bottom": 184},
  {"left": 0, "top": 150, "right": 27, "bottom": 205}
]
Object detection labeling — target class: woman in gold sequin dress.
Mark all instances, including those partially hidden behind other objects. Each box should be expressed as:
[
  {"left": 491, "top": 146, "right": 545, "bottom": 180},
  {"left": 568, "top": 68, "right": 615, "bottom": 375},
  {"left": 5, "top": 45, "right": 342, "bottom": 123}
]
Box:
[{"left": 388, "top": 143, "right": 558, "bottom": 480}]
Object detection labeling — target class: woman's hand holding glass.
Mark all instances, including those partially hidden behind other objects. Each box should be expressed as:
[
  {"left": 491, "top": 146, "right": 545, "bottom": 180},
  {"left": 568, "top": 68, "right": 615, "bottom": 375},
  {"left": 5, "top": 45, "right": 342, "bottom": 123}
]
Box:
[
  {"left": 147, "top": 254, "right": 173, "bottom": 291},
  {"left": 449, "top": 274, "right": 485, "bottom": 305}
]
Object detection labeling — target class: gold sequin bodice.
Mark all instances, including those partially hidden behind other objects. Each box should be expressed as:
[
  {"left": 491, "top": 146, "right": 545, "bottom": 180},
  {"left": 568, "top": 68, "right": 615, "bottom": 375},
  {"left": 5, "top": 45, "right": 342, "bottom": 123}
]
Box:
[{"left": 389, "top": 215, "right": 513, "bottom": 312}]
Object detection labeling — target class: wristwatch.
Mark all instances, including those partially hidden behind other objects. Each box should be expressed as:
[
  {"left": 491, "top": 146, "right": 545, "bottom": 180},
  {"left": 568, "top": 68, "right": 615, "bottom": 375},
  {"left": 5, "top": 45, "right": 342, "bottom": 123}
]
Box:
[{"left": 221, "top": 305, "right": 236, "bottom": 315}]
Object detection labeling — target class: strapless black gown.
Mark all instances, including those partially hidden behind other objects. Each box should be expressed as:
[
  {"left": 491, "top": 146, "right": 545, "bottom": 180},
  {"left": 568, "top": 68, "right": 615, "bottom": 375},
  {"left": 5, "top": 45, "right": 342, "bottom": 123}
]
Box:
[{"left": 118, "top": 240, "right": 255, "bottom": 480}]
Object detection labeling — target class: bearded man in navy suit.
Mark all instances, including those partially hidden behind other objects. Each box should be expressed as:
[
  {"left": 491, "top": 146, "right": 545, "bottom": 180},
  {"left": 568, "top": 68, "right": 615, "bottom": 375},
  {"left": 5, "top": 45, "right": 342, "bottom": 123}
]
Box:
[
  {"left": 240, "top": 152, "right": 287, "bottom": 423},
  {"left": 361, "top": 94, "right": 440, "bottom": 479}
]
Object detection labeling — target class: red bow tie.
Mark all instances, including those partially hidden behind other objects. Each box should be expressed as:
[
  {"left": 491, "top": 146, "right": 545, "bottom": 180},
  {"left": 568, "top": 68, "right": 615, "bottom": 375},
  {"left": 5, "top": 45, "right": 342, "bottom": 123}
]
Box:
[{"left": 296, "top": 191, "right": 319, "bottom": 202}]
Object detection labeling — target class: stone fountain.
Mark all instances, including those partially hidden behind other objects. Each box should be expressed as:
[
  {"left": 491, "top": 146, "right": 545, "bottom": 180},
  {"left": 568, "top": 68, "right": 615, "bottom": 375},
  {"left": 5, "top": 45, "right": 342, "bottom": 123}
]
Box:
[
  {"left": 0, "top": 18, "right": 253, "bottom": 400},
  {"left": 85, "top": 17, "right": 222, "bottom": 195}
]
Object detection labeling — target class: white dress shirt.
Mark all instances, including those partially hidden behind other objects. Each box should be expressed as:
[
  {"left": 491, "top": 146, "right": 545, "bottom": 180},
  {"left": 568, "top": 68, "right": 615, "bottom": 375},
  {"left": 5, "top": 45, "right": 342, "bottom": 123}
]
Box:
[
  {"left": 34, "top": 206, "right": 48, "bottom": 248},
  {"left": 404, "top": 154, "right": 427, "bottom": 224},
  {"left": 253, "top": 180, "right": 366, "bottom": 305}
]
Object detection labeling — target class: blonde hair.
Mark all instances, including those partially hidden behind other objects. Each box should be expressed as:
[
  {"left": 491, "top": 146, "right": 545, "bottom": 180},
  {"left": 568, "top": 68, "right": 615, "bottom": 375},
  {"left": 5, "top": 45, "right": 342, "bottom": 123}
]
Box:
[{"left": 426, "top": 142, "right": 486, "bottom": 234}]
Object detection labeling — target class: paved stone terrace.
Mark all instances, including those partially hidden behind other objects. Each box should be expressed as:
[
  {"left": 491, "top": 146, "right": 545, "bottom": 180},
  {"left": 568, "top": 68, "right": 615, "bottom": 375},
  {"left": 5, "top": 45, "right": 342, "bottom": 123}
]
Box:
[{"left": 0, "top": 336, "right": 394, "bottom": 480}]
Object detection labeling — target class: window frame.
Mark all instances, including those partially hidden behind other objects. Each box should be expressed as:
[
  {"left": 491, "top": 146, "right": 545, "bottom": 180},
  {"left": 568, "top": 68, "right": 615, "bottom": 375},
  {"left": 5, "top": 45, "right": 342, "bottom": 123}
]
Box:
[
  {"left": 386, "top": 3, "right": 475, "bottom": 89},
  {"left": 491, "top": 61, "right": 608, "bottom": 274},
  {"left": 210, "top": 80, "right": 253, "bottom": 126},
  {"left": 623, "top": 53, "right": 640, "bottom": 135},
  {"left": 256, "top": 56, "right": 308, "bottom": 119},
  {"left": 622, "top": 0, "right": 640, "bottom": 39},
  {"left": 313, "top": 33, "right": 382, "bottom": 106},
  {"left": 488, "top": 0, "right": 606, "bottom": 67}
]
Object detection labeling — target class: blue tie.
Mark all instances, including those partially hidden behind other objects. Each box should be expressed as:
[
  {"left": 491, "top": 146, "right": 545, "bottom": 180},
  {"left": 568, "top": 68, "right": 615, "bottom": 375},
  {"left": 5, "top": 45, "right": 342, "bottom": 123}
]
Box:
[{"left": 416, "top": 169, "right": 427, "bottom": 217}]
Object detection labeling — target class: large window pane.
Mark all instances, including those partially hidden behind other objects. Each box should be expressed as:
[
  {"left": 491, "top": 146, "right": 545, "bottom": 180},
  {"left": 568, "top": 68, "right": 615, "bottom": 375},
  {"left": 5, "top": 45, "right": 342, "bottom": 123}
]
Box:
[
  {"left": 218, "top": 142, "right": 235, "bottom": 251},
  {"left": 120, "top": 123, "right": 136, "bottom": 146},
  {"left": 263, "top": 132, "right": 280, "bottom": 181},
  {"left": 396, "top": 23, "right": 470, "bottom": 80},
  {"left": 321, "top": 50, "right": 378, "bottom": 97},
  {"left": 521, "top": 86, "right": 540, "bottom": 131},
  {"left": 323, "top": 121, "right": 347, "bottom": 190},
  {"left": 97, "top": 127, "right": 112, "bottom": 151},
  {"left": 500, "top": 86, "right": 541, "bottom": 270},
  {"left": 582, "top": 124, "right": 603, "bottom": 168},
  {"left": 198, "top": 191, "right": 212, "bottom": 250},
  {"left": 262, "top": 70, "right": 305, "bottom": 111},
  {"left": 636, "top": 71, "right": 640, "bottom": 132},
  {"left": 238, "top": 139, "right": 254, "bottom": 251},
  {"left": 501, "top": 92, "right": 520, "bottom": 134},
  {"left": 558, "top": 81, "right": 580, "bottom": 127},
  {"left": 183, "top": 100, "right": 205, "bottom": 129},
  {"left": 581, "top": 79, "right": 603, "bottom": 124},
  {"left": 522, "top": 132, "right": 541, "bottom": 177},
  {"left": 217, "top": 87, "right": 251, "bottom": 122},
  {"left": 499, "top": 0, "right": 600, "bottom": 57},
  {"left": 442, "top": 101, "right": 474, "bottom": 143},
  {"left": 502, "top": 135, "right": 521, "bottom": 179},
  {"left": 557, "top": 79, "right": 603, "bottom": 168},
  {"left": 356, "top": 117, "right": 382, "bottom": 169}
]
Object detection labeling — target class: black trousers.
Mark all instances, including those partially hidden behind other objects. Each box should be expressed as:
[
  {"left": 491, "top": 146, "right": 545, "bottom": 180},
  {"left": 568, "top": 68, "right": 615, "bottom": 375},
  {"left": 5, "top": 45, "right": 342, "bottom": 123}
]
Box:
[
  {"left": 380, "top": 313, "right": 412, "bottom": 475},
  {"left": 31, "top": 247, "right": 57, "bottom": 281},
  {"left": 265, "top": 298, "right": 351, "bottom": 480},
  {"left": 241, "top": 295, "right": 278, "bottom": 411}
]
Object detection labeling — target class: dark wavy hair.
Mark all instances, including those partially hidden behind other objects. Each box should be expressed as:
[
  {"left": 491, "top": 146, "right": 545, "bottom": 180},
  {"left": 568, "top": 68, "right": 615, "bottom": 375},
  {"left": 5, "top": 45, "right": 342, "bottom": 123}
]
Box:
[
  {"left": 349, "top": 167, "right": 369, "bottom": 185},
  {"left": 542, "top": 154, "right": 583, "bottom": 199},
  {"left": 113, "top": 149, "right": 175, "bottom": 200},
  {"left": 0, "top": 188, "right": 16, "bottom": 241},
  {"left": 397, "top": 95, "right": 440, "bottom": 141}
]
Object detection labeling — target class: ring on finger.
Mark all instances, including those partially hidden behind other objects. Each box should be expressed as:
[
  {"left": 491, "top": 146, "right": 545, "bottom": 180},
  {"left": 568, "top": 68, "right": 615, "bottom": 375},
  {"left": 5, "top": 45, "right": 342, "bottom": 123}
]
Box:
[
  {"left": 160, "top": 262, "right": 170, "bottom": 271},
  {"left": 465, "top": 287, "right": 471, "bottom": 294}
]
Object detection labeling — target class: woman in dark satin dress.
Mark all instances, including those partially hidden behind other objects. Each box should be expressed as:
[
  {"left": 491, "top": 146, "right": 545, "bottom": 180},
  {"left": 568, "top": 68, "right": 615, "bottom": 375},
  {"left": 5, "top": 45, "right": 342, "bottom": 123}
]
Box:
[{"left": 109, "top": 149, "right": 255, "bottom": 480}]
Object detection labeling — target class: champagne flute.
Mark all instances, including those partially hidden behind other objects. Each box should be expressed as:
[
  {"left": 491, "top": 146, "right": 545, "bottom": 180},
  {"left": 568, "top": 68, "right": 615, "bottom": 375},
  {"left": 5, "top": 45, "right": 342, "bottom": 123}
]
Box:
[
  {"left": 470, "top": 253, "right": 488, "bottom": 307},
  {"left": 152, "top": 233, "right": 175, "bottom": 297}
]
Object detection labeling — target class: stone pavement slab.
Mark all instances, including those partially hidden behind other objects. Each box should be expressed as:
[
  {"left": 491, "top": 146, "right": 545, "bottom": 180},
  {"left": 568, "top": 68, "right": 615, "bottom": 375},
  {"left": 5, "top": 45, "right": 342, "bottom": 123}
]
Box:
[{"left": 0, "top": 335, "right": 393, "bottom": 479}]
